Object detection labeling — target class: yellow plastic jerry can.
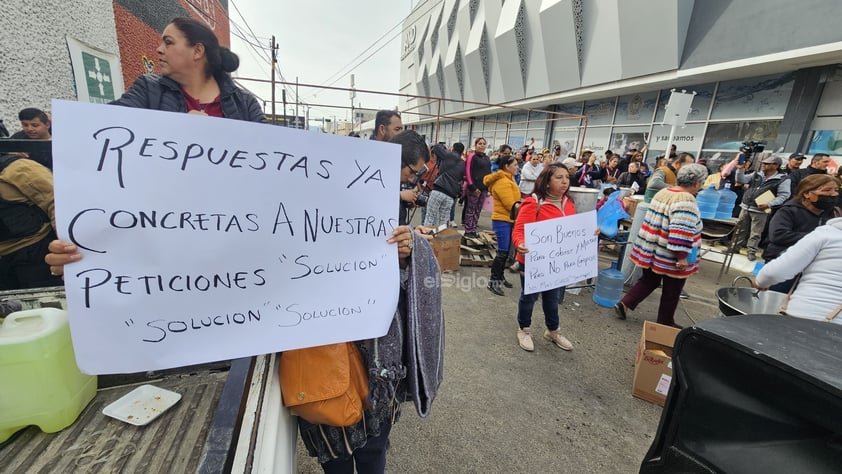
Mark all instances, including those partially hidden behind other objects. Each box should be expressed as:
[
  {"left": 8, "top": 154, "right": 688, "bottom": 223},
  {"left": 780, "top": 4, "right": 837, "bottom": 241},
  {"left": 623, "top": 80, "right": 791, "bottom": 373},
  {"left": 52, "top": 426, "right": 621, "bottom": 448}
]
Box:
[{"left": 0, "top": 308, "right": 97, "bottom": 442}]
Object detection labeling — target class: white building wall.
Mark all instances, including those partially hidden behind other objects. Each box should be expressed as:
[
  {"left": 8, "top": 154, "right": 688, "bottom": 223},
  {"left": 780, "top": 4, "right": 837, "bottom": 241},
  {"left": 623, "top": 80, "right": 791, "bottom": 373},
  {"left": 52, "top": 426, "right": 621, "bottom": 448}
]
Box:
[{"left": 0, "top": 0, "right": 119, "bottom": 130}]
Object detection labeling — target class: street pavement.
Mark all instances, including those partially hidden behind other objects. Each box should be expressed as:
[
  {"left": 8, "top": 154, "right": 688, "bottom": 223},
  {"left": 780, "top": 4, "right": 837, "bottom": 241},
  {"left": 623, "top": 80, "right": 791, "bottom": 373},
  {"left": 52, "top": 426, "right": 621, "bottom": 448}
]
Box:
[{"left": 297, "top": 209, "right": 748, "bottom": 473}]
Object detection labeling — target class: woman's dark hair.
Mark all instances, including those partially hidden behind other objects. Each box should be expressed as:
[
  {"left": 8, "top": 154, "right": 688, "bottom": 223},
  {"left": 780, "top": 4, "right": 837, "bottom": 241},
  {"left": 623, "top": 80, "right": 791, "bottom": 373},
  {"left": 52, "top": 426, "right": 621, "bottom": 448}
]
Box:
[
  {"left": 532, "top": 163, "right": 571, "bottom": 200},
  {"left": 474, "top": 137, "right": 486, "bottom": 146},
  {"left": 495, "top": 154, "right": 515, "bottom": 169},
  {"left": 391, "top": 130, "right": 430, "bottom": 168},
  {"left": 170, "top": 17, "right": 239, "bottom": 78}
]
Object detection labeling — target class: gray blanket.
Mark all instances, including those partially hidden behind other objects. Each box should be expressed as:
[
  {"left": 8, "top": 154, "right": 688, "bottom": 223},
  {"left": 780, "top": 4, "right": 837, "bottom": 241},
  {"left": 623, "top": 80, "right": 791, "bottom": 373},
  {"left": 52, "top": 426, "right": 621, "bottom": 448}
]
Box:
[{"left": 405, "top": 231, "right": 445, "bottom": 417}]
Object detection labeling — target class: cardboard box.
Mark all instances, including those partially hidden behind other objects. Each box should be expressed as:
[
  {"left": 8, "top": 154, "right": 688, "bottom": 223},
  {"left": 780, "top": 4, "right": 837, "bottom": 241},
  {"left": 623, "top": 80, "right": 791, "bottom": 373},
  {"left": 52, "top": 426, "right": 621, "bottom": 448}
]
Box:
[
  {"left": 632, "top": 321, "right": 681, "bottom": 406},
  {"left": 430, "top": 228, "right": 462, "bottom": 272}
]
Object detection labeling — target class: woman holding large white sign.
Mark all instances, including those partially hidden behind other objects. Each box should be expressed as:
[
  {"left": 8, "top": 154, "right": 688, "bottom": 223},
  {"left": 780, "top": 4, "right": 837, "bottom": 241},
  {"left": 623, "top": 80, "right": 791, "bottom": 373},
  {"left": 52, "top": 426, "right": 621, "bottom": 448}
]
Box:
[
  {"left": 614, "top": 164, "right": 707, "bottom": 328},
  {"left": 511, "top": 162, "right": 577, "bottom": 352}
]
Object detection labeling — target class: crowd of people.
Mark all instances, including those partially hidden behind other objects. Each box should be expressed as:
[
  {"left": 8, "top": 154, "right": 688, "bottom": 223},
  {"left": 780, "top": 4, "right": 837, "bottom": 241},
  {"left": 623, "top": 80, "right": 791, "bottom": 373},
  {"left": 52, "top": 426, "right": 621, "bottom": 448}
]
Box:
[{"left": 4, "top": 15, "right": 842, "bottom": 473}]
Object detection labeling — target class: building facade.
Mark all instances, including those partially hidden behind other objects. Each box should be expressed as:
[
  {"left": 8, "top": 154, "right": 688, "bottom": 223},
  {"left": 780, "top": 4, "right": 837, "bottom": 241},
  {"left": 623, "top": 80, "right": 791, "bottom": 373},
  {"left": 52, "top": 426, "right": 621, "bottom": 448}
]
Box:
[
  {"left": 0, "top": 0, "right": 229, "bottom": 131},
  {"left": 399, "top": 0, "right": 842, "bottom": 169}
]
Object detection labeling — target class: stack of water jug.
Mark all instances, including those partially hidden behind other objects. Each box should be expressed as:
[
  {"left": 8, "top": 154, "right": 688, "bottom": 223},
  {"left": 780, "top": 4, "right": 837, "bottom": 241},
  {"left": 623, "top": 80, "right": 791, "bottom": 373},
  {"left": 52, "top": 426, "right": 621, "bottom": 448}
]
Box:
[{"left": 697, "top": 183, "right": 738, "bottom": 219}]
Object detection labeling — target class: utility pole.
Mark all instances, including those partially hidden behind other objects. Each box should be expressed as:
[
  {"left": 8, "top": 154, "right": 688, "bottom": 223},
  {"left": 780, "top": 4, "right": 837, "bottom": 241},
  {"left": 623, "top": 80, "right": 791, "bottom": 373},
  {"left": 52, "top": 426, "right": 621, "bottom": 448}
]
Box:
[
  {"left": 282, "top": 90, "right": 287, "bottom": 126},
  {"left": 295, "top": 76, "right": 299, "bottom": 123},
  {"left": 270, "top": 36, "right": 278, "bottom": 125},
  {"left": 350, "top": 74, "right": 356, "bottom": 134}
]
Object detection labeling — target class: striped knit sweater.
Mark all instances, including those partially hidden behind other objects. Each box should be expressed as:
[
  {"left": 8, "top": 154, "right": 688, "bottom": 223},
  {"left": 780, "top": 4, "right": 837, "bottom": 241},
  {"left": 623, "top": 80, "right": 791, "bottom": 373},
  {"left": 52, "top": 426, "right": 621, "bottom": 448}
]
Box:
[{"left": 630, "top": 188, "right": 702, "bottom": 278}]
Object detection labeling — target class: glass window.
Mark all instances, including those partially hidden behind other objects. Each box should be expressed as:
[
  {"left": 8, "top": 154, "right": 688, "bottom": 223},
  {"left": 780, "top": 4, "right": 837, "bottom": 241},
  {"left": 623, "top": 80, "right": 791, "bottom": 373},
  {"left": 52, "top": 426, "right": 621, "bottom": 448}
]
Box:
[
  {"left": 615, "top": 92, "right": 658, "bottom": 125},
  {"left": 510, "top": 111, "right": 528, "bottom": 127},
  {"left": 808, "top": 130, "right": 842, "bottom": 156},
  {"left": 655, "top": 84, "right": 716, "bottom": 123},
  {"left": 710, "top": 73, "right": 795, "bottom": 119},
  {"left": 584, "top": 98, "right": 616, "bottom": 126},
  {"left": 701, "top": 120, "right": 782, "bottom": 152},
  {"left": 581, "top": 127, "right": 612, "bottom": 155},
  {"left": 558, "top": 102, "right": 583, "bottom": 116},
  {"left": 648, "top": 123, "right": 707, "bottom": 156},
  {"left": 508, "top": 130, "right": 526, "bottom": 151},
  {"left": 609, "top": 125, "right": 652, "bottom": 157},
  {"left": 551, "top": 126, "right": 580, "bottom": 158}
]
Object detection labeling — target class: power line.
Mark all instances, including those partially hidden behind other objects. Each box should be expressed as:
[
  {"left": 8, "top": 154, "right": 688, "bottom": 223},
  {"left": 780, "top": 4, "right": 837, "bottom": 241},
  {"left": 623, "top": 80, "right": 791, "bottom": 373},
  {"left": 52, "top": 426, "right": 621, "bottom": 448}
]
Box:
[{"left": 312, "top": 0, "right": 444, "bottom": 95}]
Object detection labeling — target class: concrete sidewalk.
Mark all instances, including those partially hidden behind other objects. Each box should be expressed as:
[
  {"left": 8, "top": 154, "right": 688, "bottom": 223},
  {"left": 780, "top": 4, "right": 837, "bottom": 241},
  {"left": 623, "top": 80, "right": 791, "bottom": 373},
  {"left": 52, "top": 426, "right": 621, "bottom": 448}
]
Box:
[{"left": 297, "top": 209, "right": 751, "bottom": 473}]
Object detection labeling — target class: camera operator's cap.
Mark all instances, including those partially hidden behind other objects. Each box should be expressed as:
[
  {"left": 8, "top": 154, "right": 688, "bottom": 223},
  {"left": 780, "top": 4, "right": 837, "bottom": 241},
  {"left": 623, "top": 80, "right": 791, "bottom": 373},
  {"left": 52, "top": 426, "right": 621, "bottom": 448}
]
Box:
[
  {"left": 761, "top": 156, "right": 783, "bottom": 165},
  {"left": 788, "top": 152, "right": 806, "bottom": 161},
  {"left": 582, "top": 147, "right": 594, "bottom": 153},
  {"left": 562, "top": 157, "right": 582, "bottom": 168}
]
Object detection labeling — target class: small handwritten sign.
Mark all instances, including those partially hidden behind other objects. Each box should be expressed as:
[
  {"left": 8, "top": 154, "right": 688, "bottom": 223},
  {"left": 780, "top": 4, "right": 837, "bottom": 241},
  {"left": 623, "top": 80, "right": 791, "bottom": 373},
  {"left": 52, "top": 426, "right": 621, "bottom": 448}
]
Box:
[
  {"left": 523, "top": 211, "right": 598, "bottom": 295},
  {"left": 52, "top": 100, "right": 401, "bottom": 374}
]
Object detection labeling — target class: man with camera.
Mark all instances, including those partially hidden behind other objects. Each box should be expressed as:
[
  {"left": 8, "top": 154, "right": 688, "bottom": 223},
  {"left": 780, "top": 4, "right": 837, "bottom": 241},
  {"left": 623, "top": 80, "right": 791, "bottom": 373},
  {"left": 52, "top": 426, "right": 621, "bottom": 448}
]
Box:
[{"left": 734, "top": 155, "right": 791, "bottom": 261}]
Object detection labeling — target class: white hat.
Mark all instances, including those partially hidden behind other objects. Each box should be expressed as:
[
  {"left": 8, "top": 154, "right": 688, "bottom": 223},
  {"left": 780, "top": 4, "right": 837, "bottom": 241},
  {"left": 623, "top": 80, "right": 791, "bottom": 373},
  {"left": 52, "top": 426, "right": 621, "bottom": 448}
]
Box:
[{"left": 562, "top": 157, "right": 581, "bottom": 168}]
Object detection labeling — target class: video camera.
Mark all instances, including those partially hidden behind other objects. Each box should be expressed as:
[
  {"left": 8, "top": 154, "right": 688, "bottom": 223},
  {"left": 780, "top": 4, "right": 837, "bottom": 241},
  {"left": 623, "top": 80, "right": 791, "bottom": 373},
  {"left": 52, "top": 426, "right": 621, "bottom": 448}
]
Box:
[{"left": 738, "top": 140, "right": 765, "bottom": 164}]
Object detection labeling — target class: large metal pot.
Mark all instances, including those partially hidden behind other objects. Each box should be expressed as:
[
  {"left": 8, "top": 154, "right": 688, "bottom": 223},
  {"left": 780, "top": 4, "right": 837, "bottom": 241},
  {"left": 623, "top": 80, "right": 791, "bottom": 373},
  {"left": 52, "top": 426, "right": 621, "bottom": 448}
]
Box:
[{"left": 717, "top": 276, "right": 788, "bottom": 316}]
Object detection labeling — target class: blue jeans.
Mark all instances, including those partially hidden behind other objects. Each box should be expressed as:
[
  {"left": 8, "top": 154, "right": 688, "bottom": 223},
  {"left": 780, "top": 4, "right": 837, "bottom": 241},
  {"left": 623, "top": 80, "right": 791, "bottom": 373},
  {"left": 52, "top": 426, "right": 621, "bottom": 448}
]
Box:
[
  {"left": 517, "top": 269, "right": 563, "bottom": 331},
  {"left": 491, "top": 220, "right": 512, "bottom": 252}
]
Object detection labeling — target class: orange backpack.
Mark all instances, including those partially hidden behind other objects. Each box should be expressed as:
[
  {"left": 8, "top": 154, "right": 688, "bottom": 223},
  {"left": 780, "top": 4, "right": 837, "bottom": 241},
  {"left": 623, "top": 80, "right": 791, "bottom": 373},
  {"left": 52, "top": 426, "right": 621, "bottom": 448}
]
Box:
[{"left": 279, "top": 342, "right": 370, "bottom": 427}]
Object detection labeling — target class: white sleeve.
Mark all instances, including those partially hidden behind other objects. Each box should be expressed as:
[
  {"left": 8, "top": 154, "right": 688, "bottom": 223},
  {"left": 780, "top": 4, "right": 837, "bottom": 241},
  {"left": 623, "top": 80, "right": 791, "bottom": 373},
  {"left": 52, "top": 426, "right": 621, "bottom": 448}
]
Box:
[{"left": 756, "top": 228, "right": 825, "bottom": 288}]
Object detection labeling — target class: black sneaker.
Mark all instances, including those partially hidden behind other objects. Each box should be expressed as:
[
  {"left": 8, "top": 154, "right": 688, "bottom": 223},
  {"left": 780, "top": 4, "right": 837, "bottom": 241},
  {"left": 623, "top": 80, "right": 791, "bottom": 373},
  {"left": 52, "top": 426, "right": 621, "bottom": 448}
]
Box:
[
  {"left": 679, "top": 289, "right": 689, "bottom": 299},
  {"left": 502, "top": 278, "right": 513, "bottom": 288},
  {"left": 487, "top": 281, "right": 505, "bottom": 296},
  {"left": 614, "top": 302, "right": 627, "bottom": 320}
]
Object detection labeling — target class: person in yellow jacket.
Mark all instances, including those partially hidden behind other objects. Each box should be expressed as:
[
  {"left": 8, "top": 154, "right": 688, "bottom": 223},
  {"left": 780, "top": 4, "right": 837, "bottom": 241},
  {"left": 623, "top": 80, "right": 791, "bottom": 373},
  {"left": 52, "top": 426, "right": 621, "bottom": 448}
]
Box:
[{"left": 483, "top": 154, "right": 522, "bottom": 296}]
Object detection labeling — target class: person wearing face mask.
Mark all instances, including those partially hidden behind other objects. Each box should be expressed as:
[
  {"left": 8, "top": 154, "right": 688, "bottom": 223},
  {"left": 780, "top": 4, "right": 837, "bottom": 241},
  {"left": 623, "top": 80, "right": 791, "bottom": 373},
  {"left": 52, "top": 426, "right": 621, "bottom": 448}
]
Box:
[{"left": 762, "top": 174, "right": 840, "bottom": 293}]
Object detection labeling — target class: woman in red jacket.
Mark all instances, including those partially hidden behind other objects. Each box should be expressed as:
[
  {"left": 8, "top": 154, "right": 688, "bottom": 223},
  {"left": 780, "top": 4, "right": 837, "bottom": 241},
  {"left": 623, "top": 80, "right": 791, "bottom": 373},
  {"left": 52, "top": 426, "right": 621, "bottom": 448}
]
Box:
[{"left": 511, "top": 162, "right": 576, "bottom": 352}]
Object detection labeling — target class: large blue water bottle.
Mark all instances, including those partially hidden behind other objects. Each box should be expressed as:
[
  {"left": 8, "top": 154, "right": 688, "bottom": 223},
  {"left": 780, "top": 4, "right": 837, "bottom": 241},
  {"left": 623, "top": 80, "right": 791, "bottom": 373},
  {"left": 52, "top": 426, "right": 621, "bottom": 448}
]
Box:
[
  {"left": 593, "top": 261, "right": 625, "bottom": 307},
  {"left": 697, "top": 185, "right": 719, "bottom": 219},
  {"left": 715, "top": 183, "right": 738, "bottom": 219}
]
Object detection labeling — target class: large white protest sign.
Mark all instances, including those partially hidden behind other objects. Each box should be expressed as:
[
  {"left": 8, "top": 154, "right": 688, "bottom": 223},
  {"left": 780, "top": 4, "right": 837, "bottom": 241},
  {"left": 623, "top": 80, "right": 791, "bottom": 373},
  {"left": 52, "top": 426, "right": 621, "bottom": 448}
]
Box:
[
  {"left": 52, "top": 100, "right": 401, "bottom": 374},
  {"left": 523, "top": 211, "right": 598, "bottom": 295}
]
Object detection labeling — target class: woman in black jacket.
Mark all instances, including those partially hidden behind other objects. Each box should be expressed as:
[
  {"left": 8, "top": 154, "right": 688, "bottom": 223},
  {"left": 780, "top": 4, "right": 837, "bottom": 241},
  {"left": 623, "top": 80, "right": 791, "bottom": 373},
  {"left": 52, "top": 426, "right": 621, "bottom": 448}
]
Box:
[
  {"left": 110, "top": 17, "right": 265, "bottom": 123},
  {"left": 764, "top": 174, "right": 839, "bottom": 292},
  {"left": 424, "top": 144, "right": 465, "bottom": 227},
  {"left": 616, "top": 161, "right": 647, "bottom": 194},
  {"left": 463, "top": 137, "right": 492, "bottom": 238}
]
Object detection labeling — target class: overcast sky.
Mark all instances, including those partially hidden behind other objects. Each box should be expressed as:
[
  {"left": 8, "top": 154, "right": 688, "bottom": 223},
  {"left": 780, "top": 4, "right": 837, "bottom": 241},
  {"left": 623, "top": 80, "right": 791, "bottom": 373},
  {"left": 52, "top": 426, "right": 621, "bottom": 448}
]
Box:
[{"left": 229, "top": 0, "right": 414, "bottom": 122}]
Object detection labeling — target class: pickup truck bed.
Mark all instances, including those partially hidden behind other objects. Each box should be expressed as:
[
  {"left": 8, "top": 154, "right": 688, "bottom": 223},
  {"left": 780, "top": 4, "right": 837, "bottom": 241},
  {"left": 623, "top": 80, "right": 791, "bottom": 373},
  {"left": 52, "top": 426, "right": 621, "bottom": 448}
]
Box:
[{"left": 0, "top": 287, "right": 296, "bottom": 473}]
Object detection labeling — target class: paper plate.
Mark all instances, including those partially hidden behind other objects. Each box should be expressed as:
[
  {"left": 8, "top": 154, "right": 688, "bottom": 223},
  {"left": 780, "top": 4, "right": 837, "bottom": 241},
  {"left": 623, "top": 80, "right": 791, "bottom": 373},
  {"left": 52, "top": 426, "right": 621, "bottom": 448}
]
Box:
[{"left": 102, "top": 384, "right": 182, "bottom": 426}]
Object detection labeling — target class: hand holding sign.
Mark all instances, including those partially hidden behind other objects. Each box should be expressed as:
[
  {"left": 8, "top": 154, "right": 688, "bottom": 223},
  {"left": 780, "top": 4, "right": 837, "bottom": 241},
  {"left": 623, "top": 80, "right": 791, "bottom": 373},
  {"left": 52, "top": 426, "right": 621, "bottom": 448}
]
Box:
[
  {"left": 52, "top": 100, "right": 402, "bottom": 374},
  {"left": 522, "top": 211, "right": 599, "bottom": 295}
]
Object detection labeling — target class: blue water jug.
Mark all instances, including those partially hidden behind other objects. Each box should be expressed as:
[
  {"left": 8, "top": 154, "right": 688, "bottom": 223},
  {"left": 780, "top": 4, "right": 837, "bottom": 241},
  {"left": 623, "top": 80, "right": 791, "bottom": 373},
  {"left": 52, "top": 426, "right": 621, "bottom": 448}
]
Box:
[
  {"left": 593, "top": 261, "right": 625, "bottom": 307},
  {"left": 697, "top": 185, "right": 719, "bottom": 219},
  {"left": 715, "top": 183, "right": 738, "bottom": 219}
]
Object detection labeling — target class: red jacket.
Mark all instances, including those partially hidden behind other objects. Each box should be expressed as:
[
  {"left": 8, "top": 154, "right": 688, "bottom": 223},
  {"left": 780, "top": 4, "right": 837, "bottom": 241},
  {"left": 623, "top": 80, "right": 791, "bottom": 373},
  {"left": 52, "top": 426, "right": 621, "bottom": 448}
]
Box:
[{"left": 512, "top": 195, "right": 577, "bottom": 264}]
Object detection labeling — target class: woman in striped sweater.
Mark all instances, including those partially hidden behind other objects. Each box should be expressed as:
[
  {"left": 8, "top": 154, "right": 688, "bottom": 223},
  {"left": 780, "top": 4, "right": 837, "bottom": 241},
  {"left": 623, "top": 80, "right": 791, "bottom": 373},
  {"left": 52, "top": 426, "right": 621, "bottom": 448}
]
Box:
[{"left": 614, "top": 164, "right": 708, "bottom": 328}]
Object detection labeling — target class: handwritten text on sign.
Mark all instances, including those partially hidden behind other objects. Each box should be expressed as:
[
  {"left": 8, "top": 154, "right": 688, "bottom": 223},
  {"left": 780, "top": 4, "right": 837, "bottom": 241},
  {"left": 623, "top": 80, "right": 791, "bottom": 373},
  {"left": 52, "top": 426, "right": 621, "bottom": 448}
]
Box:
[
  {"left": 52, "top": 100, "right": 400, "bottom": 374},
  {"left": 523, "top": 211, "right": 598, "bottom": 295}
]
